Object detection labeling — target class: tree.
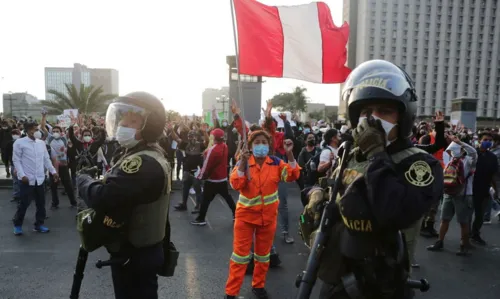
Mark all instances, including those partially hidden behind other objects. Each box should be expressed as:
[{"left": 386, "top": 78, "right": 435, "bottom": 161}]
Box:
[
  {"left": 270, "top": 86, "right": 308, "bottom": 114},
  {"left": 41, "top": 83, "right": 117, "bottom": 115},
  {"left": 308, "top": 111, "right": 324, "bottom": 121},
  {"left": 166, "top": 109, "right": 181, "bottom": 121}
]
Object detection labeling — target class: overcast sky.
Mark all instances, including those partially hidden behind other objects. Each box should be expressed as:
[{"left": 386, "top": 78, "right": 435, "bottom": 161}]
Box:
[{"left": 0, "top": 0, "right": 344, "bottom": 114}]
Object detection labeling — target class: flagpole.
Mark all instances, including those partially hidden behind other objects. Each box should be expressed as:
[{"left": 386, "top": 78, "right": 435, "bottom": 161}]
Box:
[{"left": 229, "top": 0, "right": 248, "bottom": 144}]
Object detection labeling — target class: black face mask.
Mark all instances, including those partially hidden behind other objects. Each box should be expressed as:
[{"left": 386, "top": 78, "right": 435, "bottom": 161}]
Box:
[{"left": 307, "top": 140, "right": 315, "bottom": 146}]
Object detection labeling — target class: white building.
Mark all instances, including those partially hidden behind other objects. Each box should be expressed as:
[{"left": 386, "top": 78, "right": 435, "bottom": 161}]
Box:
[
  {"left": 45, "top": 63, "right": 119, "bottom": 100},
  {"left": 340, "top": 0, "right": 500, "bottom": 119}
]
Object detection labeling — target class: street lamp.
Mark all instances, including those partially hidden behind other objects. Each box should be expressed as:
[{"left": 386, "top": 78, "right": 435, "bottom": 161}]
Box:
[
  {"left": 216, "top": 95, "right": 229, "bottom": 120},
  {"left": 8, "top": 91, "right": 13, "bottom": 117}
]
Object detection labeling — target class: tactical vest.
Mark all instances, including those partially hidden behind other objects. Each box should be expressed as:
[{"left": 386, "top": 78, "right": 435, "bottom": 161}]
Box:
[
  {"left": 107, "top": 149, "right": 171, "bottom": 251},
  {"left": 318, "top": 146, "right": 427, "bottom": 285}
]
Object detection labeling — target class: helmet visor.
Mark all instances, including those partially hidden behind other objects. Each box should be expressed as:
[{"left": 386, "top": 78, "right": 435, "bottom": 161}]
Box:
[
  {"left": 105, "top": 102, "right": 148, "bottom": 138},
  {"left": 342, "top": 68, "right": 413, "bottom": 102}
]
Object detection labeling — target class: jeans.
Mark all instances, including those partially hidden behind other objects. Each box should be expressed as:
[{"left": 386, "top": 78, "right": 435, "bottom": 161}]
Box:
[
  {"left": 50, "top": 165, "right": 77, "bottom": 207},
  {"left": 278, "top": 181, "right": 290, "bottom": 233},
  {"left": 12, "top": 181, "right": 46, "bottom": 227},
  {"left": 181, "top": 172, "right": 202, "bottom": 206},
  {"left": 11, "top": 165, "right": 20, "bottom": 198}
]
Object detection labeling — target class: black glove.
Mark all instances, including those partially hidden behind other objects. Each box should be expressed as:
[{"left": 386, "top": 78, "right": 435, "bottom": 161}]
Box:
[
  {"left": 352, "top": 117, "right": 385, "bottom": 158},
  {"left": 77, "top": 166, "right": 98, "bottom": 177}
]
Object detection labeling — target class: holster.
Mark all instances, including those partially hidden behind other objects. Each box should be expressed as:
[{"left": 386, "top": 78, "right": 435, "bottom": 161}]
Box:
[{"left": 157, "top": 217, "right": 179, "bottom": 277}]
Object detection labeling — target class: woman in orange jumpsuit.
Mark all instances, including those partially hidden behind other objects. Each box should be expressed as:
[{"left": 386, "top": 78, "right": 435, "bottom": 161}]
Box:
[{"left": 225, "top": 130, "right": 300, "bottom": 299}]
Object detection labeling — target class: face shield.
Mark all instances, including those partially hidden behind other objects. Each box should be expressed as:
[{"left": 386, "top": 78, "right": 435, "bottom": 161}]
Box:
[{"left": 105, "top": 102, "right": 148, "bottom": 138}]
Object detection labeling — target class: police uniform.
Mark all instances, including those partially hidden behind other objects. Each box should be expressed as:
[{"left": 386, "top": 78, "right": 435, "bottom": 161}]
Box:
[
  {"left": 303, "top": 60, "right": 444, "bottom": 299},
  {"left": 76, "top": 92, "right": 172, "bottom": 299}
]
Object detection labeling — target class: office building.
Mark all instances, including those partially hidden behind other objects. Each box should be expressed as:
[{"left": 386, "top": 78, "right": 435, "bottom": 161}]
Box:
[
  {"left": 2, "top": 92, "right": 43, "bottom": 118},
  {"left": 45, "top": 63, "right": 119, "bottom": 100},
  {"left": 339, "top": 0, "right": 500, "bottom": 119}
]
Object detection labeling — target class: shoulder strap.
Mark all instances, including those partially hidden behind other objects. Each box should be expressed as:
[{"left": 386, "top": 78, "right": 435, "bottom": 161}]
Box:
[{"left": 391, "top": 147, "right": 428, "bottom": 164}]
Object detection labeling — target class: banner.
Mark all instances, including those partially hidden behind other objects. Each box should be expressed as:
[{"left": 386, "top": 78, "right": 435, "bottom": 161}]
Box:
[
  {"left": 63, "top": 109, "right": 78, "bottom": 118},
  {"left": 57, "top": 115, "right": 72, "bottom": 128},
  {"left": 204, "top": 111, "right": 226, "bottom": 127}
]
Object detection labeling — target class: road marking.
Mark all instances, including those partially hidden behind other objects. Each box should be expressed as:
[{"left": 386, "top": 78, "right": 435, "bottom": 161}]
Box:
[
  {"left": 189, "top": 196, "right": 212, "bottom": 230},
  {"left": 185, "top": 254, "right": 201, "bottom": 298}
]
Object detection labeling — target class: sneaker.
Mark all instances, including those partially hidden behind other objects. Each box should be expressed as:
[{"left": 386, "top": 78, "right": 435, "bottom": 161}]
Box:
[
  {"left": 283, "top": 232, "right": 295, "bottom": 244},
  {"left": 456, "top": 245, "right": 470, "bottom": 256},
  {"left": 411, "top": 263, "right": 420, "bottom": 268},
  {"left": 6, "top": 173, "right": 11, "bottom": 178},
  {"left": 426, "top": 240, "right": 444, "bottom": 251},
  {"left": 50, "top": 205, "right": 59, "bottom": 210},
  {"left": 33, "top": 225, "right": 50, "bottom": 233},
  {"left": 174, "top": 203, "right": 187, "bottom": 211},
  {"left": 70, "top": 204, "right": 77, "bottom": 209},
  {"left": 471, "top": 234, "right": 486, "bottom": 246},
  {"left": 13, "top": 226, "right": 23, "bottom": 236},
  {"left": 189, "top": 188, "right": 195, "bottom": 195},
  {"left": 190, "top": 219, "right": 207, "bottom": 226},
  {"left": 483, "top": 220, "right": 492, "bottom": 225},
  {"left": 251, "top": 287, "right": 269, "bottom": 299},
  {"left": 10, "top": 197, "right": 19, "bottom": 202}
]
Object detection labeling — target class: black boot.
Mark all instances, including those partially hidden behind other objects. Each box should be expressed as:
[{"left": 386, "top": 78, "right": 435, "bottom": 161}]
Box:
[
  {"left": 252, "top": 288, "right": 269, "bottom": 299},
  {"left": 225, "top": 295, "right": 236, "bottom": 299},
  {"left": 426, "top": 240, "right": 444, "bottom": 251}
]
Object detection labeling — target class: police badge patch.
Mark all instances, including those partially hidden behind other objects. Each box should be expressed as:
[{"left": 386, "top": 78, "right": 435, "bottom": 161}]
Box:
[
  {"left": 120, "top": 156, "right": 142, "bottom": 174},
  {"left": 404, "top": 161, "right": 434, "bottom": 187}
]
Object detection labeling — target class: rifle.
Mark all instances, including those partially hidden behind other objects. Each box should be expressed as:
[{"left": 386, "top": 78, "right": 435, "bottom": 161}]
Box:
[
  {"left": 69, "top": 246, "right": 89, "bottom": 299},
  {"left": 295, "top": 141, "right": 353, "bottom": 299}
]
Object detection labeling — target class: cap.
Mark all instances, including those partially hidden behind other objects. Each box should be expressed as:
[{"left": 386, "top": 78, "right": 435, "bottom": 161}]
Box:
[
  {"left": 338, "top": 179, "right": 378, "bottom": 259},
  {"left": 211, "top": 128, "right": 225, "bottom": 140}
]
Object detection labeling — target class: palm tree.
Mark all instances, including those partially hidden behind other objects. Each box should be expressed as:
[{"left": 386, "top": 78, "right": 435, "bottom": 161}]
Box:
[{"left": 41, "top": 83, "right": 117, "bottom": 114}]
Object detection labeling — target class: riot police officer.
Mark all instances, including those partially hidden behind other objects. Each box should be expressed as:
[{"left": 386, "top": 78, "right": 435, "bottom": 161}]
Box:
[
  {"left": 77, "top": 92, "right": 171, "bottom": 299},
  {"left": 306, "top": 60, "right": 443, "bottom": 299}
]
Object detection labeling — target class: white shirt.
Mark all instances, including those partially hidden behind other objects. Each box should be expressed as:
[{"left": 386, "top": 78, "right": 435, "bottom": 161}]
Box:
[
  {"left": 319, "top": 146, "right": 338, "bottom": 163},
  {"left": 443, "top": 141, "right": 477, "bottom": 196},
  {"left": 13, "top": 136, "right": 57, "bottom": 186}
]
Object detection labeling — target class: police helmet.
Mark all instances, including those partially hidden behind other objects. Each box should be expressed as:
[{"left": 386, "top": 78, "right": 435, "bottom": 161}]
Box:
[
  {"left": 106, "top": 91, "right": 166, "bottom": 143},
  {"left": 342, "top": 60, "right": 417, "bottom": 139}
]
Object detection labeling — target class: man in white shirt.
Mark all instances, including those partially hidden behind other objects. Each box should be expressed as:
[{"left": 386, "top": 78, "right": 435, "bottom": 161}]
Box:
[
  {"left": 317, "top": 129, "right": 340, "bottom": 173},
  {"left": 12, "top": 122, "right": 59, "bottom": 235}
]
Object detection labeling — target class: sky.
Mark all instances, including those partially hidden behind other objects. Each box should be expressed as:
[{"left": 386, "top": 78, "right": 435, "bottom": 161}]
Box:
[{"left": 0, "top": 0, "right": 344, "bottom": 115}]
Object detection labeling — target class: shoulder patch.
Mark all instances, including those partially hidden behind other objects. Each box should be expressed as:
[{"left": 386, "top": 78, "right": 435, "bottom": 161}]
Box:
[
  {"left": 268, "top": 155, "right": 281, "bottom": 166},
  {"left": 120, "top": 155, "right": 142, "bottom": 174},
  {"left": 404, "top": 160, "right": 434, "bottom": 187}
]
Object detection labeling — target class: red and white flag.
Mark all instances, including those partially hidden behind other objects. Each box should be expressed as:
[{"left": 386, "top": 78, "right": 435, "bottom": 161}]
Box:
[{"left": 233, "top": 0, "right": 351, "bottom": 84}]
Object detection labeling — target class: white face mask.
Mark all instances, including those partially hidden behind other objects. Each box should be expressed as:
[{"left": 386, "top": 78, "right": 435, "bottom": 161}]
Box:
[
  {"left": 116, "top": 126, "right": 140, "bottom": 148},
  {"left": 52, "top": 133, "right": 61, "bottom": 139},
  {"left": 33, "top": 131, "right": 42, "bottom": 140},
  {"left": 83, "top": 136, "right": 92, "bottom": 143},
  {"left": 358, "top": 115, "right": 397, "bottom": 146},
  {"left": 12, "top": 135, "right": 20, "bottom": 140}
]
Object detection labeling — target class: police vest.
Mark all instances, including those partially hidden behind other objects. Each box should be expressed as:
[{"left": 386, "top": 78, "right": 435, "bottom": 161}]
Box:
[
  {"left": 317, "top": 146, "right": 428, "bottom": 285},
  {"left": 333, "top": 146, "right": 427, "bottom": 232},
  {"left": 107, "top": 149, "right": 171, "bottom": 251}
]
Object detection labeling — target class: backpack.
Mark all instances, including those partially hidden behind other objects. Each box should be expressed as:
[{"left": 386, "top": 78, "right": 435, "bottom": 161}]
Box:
[
  {"left": 443, "top": 157, "right": 466, "bottom": 195},
  {"left": 304, "top": 147, "right": 331, "bottom": 186}
]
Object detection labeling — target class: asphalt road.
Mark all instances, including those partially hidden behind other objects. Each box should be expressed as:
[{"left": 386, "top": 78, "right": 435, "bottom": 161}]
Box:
[{"left": 0, "top": 185, "right": 499, "bottom": 299}]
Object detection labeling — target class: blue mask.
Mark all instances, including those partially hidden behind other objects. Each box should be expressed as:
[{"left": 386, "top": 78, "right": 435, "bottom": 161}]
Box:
[
  {"left": 252, "top": 144, "right": 269, "bottom": 158},
  {"left": 481, "top": 140, "right": 492, "bottom": 149},
  {"left": 303, "top": 129, "right": 311, "bottom": 134}
]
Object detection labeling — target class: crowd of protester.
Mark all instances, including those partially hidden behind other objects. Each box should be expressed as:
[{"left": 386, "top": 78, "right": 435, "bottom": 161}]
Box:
[{"left": 1, "top": 99, "right": 500, "bottom": 296}]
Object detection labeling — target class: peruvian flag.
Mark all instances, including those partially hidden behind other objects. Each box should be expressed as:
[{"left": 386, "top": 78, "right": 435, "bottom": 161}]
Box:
[{"left": 233, "top": 0, "right": 351, "bottom": 84}]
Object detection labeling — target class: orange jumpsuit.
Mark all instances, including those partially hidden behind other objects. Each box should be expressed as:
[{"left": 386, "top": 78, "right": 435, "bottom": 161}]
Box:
[{"left": 225, "top": 155, "right": 300, "bottom": 296}]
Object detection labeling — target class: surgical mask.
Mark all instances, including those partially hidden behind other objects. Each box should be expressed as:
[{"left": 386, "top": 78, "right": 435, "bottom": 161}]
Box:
[
  {"left": 52, "top": 133, "right": 61, "bottom": 139},
  {"left": 303, "top": 129, "right": 311, "bottom": 134},
  {"left": 2, "top": 126, "right": 8, "bottom": 130},
  {"left": 33, "top": 131, "right": 42, "bottom": 140},
  {"left": 222, "top": 122, "right": 228, "bottom": 127},
  {"left": 359, "top": 115, "right": 397, "bottom": 146},
  {"left": 12, "top": 135, "right": 20, "bottom": 140},
  {"left": 252, "top": 144, "right": 269, "bottom": 158},
  {"left": 481, "top": 140, "right": 493, "bottom": 149},
  {"left": 232, "top": 128, "right": 238, "bottom": 134},
  {"left": 116, "top": 126, "right": 140, "bottom": 148},
  {"left": 83, "top": 136, "right": 92, "bottom": 143}
]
